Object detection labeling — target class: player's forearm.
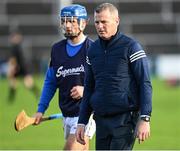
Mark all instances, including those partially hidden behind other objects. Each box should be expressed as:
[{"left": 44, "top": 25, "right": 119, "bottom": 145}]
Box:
[
  {"left": 140, "top": 80, "right": 152, "bottom": 116},
  {"left": 78, "top": 61, "right": 95, "bottom": 124},
  {"left": 37, "top": 68, "right": 57, "bottom": 113},
  {"left": 131, "top": 56, "right": 152, "bottom": 116},
  {"left": 78, "top": 89, "right": 93, "bottom": 125}
]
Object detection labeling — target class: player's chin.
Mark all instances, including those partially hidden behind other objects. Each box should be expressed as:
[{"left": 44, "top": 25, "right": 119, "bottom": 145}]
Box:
[
  {"left": 100, "top": 35, "right": 109, "bottom": 40},
  {"left": 98, "top": 32, "right": 106, "bottom": 38}
]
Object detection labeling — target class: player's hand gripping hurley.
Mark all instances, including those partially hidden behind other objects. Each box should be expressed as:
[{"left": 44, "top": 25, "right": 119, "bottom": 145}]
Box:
[{"left": 14, "top": 110, "right": 63, "bottom": 132}]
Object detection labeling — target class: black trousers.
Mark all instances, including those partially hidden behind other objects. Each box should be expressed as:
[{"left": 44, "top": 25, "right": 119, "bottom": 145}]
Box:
[{"left": 94, "top": 111, "right": 139, "bottom": 150}]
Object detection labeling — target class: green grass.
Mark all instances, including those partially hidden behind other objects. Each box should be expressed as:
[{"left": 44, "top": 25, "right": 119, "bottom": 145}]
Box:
[{"left": 0, "top": 76, "right": 180, "bottom": 150}]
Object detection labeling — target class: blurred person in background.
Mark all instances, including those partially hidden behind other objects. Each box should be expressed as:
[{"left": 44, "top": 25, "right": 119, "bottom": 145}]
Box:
[
  {"left": 76, "top": 3, "right": 152, "bottom": 150},
  {"left": 33, "top": 4, "right": 95, "bottom": 150},
  {"left": 7, "top": 31, "right": 39, "bottom": 102}
]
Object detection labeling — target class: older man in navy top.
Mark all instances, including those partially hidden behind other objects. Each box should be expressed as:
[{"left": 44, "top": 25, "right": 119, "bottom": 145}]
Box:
[{"left": 76, "top": 3, "right": 152, "bottom": 150}]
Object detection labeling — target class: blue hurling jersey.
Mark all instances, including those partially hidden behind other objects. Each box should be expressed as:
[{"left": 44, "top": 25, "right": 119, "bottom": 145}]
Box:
[{"left": 38, "top": 37, "right": 93, "bottom": 117}]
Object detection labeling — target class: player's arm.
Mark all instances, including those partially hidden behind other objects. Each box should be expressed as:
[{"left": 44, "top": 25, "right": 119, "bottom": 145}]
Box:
[
  {"left": 79, "top": 55, "right": 94, "bottom": 124},
  {"left": 76, "top": 56, "right": 94, "bottom": 144},
  {"left": 129, "top": 42, "right": 152, "bottom": 117},
  {"left": 129, "top": 41, "right": 152, "bottom": 143},
  {"left": 34, "top": 67, "right": 57, "bottom": 124}
]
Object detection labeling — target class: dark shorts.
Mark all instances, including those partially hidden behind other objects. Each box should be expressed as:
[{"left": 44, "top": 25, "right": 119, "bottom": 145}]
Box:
[{"left": 93, "top": 111, "right": 139, "bottom": 150}]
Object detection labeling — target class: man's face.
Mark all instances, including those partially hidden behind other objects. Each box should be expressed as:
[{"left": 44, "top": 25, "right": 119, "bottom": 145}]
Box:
[
  {"left": 94, "top": 9, "right": 119, "bottom": 40},
  {"left": 60, "top": 17, "right": 81, "bottom": 38}
]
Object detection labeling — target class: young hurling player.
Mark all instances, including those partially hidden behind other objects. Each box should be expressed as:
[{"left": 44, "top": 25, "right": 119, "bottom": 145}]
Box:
[{"left": 33, "top": 4, "right": 95, "bottom": 150}]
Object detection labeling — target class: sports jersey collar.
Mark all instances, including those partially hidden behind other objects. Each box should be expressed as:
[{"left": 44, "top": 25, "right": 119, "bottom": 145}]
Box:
[{"left": 67, "top": 36, "right": 87, "bottom": 46}]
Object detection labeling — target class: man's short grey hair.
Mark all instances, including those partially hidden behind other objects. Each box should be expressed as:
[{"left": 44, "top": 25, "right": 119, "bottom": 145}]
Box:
[{"left": 94, "top": 3, "right": 119, "bottom": 15}]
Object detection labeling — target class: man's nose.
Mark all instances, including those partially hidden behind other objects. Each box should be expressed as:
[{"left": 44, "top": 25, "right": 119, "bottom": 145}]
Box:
[{"left": 65, "top": 21, "right": 72, "bottom": 28}]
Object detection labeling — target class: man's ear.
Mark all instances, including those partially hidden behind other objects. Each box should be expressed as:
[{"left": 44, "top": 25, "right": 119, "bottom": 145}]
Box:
[{"left": 116, "top": 16, "right": 120, "bottom": 25}]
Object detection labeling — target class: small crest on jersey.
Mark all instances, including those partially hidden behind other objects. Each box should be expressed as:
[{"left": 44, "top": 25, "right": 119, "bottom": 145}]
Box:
[{"left": 86, "top": 56, "right": 91, "bottom": 65}]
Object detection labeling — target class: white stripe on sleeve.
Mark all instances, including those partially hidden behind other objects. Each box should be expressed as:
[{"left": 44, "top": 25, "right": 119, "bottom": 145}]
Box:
[
  {"left": 130, "top": 50, "right": 146, "bottom": 63},
  {"left": 130, "top": 54, "right": 146, "bottom": 63}
]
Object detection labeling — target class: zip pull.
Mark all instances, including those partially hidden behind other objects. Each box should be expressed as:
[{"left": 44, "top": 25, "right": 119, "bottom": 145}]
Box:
[{"left": 104, "top": 50, "right": 107, "bottom": 54}]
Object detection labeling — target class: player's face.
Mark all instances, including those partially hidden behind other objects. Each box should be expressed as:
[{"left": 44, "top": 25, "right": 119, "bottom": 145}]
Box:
[
  {"left": 94, "top": 9, "right": 119, "bottom": 40},
  {"left": 60, "top": 17, "right": 81, "bottom": 38}
]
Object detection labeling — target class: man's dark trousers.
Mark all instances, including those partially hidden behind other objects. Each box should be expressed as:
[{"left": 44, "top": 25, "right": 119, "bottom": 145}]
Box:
[{"left": 94, "top": 111, "right": 139, "bottom": 150}]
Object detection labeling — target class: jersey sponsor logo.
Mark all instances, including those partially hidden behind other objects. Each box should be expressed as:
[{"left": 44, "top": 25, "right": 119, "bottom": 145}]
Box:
[{"left": 56, "top": 64, "right": 84, "bottom": 77}]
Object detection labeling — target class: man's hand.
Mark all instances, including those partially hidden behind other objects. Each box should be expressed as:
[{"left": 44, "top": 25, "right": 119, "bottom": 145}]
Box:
[
  {"left": 75, "top": 124, "right": 86, "bottom": 145},
  {"left": 33, "top": 112, "right": 43, "bottom": 125},
  {"left": 136, "top": 120, "right": 150, "bottom": 144},
  {"left": 70, "top": 86, "right": 84, "bottom": 100}
]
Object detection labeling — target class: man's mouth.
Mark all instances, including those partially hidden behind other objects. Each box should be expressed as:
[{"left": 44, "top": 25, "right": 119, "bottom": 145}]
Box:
[{"left": 99, "top": 31, "right": 105, "bottom": 34}]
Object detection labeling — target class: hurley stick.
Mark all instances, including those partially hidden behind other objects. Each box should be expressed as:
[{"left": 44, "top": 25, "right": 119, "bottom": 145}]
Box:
[{"left": 15, "top": 110, "right": 63, "bottom": 132}]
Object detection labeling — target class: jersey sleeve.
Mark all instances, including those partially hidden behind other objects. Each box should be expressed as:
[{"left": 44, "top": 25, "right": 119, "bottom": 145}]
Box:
[
  {"left": 37, "top": 67, "right": 57, "bottom": 113},
  {"left": 129, "top": 41, "right": 152, "bottom": 116},
  {"left": 78, "top": 55, "right": 94, "bottom": 125}
]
